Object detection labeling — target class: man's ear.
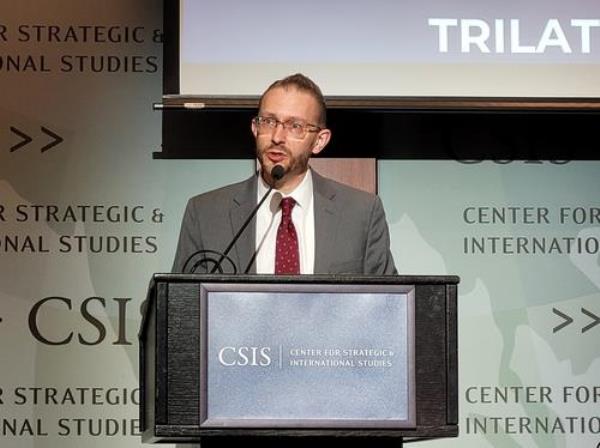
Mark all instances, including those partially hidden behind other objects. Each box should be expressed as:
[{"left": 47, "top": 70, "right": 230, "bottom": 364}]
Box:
[
  {"left": 311, "top": 128, "right": 332, "bottom": 155},
  {"left": 251, "top": 119, "right": 259, "bottom": 139}
]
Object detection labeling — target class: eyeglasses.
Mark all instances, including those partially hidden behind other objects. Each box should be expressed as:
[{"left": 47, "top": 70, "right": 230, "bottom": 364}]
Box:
[{"left": 253, "top": 116, "right": 322, "bottom": 139}]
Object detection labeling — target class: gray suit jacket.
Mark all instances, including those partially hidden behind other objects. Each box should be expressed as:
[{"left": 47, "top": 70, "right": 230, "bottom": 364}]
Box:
[{"left": 172, "top": 170, "right": 397, "bottom": 275}]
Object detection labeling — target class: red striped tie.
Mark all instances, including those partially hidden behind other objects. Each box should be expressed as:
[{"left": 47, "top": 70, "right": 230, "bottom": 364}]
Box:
[{"left": 275, "top": 197, "right": 300, "bottom": 274}]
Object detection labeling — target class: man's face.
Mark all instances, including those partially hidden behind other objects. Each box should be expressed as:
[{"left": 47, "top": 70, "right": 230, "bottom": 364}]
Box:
[{"left": 252, "top": 86, "right": 330, "bottom": 189}]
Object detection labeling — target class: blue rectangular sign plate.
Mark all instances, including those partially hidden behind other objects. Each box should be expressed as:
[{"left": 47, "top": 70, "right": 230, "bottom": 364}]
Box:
[{"left": 200, "top": 283, "right": 415, "bottom": 428}]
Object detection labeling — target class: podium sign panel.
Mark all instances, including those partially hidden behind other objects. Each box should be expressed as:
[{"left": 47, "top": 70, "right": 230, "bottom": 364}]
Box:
[{"left": 202, "top": 284, "right": 415, "bottom": 428}]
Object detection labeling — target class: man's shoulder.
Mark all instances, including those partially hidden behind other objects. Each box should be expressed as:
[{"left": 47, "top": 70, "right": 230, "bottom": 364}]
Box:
[
  {"left": 313, "top": 170, "right": 379, "bottom": 206},
  {"left": 187, "top": 175, "right": 256, "bottom": 207}
]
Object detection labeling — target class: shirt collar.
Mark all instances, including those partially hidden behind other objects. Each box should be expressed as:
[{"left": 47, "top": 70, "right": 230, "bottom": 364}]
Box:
[{"left": 257, "top": 168, "right": 314, "bottom": 210}]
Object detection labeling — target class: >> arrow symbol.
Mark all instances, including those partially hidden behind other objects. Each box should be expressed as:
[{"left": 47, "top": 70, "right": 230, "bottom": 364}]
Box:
[
  {"left": 581, "top": 308, "right": 600, "bottom": 333},
  {"left": 40, "top": 126, "right": 63, "bottom": 152},
  {"left": 9, "top": 127, "right": 33, "bottom": 152},
  {"left": 552, "top": 308, "right": 573, "bottom": 333}
]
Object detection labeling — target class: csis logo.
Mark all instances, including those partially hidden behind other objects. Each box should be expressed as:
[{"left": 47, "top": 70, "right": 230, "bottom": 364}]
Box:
[{"left": 217, "top": 346, "right": 273, "bottom": 367}]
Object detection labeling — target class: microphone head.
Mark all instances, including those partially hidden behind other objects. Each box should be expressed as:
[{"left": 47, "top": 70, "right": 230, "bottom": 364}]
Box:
[{"left": 271, "top": 164, "right": 285, "bottom": 181}]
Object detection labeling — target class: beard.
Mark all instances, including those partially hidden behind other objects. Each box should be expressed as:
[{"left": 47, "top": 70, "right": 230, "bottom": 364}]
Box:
[{"left": 256, "top": 143, "right": 311, "bottom": 187}]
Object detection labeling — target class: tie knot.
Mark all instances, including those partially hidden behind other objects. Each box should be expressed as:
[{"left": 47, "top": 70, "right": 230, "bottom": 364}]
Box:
[{"left": 280, "top": 197, "right": 296, "bottom": 218}]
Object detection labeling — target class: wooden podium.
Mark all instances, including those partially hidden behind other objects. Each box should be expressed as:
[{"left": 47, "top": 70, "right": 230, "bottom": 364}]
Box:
[{"left": 139, "top": 274, "right": 459, "bottom": 445}]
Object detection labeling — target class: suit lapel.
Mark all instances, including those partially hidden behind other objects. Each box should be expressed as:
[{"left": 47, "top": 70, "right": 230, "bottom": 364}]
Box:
[
  {"left": 230, "top": 175, "right": 258, "bottom": 274},
  {"left": 312, "top": 171, "right": 340, "bottom": 273}
]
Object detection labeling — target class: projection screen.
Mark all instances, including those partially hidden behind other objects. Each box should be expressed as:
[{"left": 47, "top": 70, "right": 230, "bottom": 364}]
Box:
[{"left": 176, "top": 0, "right": 600, "bottom": 100}]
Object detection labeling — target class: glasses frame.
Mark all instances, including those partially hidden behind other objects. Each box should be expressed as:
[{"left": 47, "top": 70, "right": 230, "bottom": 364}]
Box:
[{"left": 253, "top": 116, "right": 322, "bottom": 139}]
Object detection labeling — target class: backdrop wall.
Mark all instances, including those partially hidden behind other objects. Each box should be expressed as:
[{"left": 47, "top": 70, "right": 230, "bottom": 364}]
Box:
[{"left": 1, "top": 1, "right": 598, "bottom": 448}]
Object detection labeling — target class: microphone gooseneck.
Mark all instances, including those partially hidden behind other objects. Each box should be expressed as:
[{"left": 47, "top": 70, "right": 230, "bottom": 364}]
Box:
[
  {"left": 208, "top": 164, "right": 285, "bottom": 273},
  {"left": 182, "top": 165, "right": 286, "bottom": 274}
]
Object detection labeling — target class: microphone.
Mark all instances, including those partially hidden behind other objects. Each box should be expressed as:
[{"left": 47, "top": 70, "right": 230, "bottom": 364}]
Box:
[
  {"left": 183, "top": 164, "right": 285, "bottom": 274},
  {"left": 271, "top": 164, "right": 285, "bottom": 182}
]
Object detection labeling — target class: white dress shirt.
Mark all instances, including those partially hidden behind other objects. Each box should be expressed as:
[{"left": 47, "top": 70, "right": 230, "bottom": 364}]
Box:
[{"left": 255, "top": 169, "right": 315, "bottom": 274}]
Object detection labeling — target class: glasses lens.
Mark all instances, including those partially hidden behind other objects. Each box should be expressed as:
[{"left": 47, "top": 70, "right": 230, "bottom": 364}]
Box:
[{"left": 286, "top": 121, "right": 306, "bottom": 138}]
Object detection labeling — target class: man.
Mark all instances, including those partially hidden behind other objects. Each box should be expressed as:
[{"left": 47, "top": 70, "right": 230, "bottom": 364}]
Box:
[{"left": 172, "top": 73, "right": 396, "bottom": 275}]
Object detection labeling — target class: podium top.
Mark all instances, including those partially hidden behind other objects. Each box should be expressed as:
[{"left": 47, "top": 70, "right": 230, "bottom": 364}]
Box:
[{"left": 150, "top": 273, "right": 460, "bottom": 285}]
